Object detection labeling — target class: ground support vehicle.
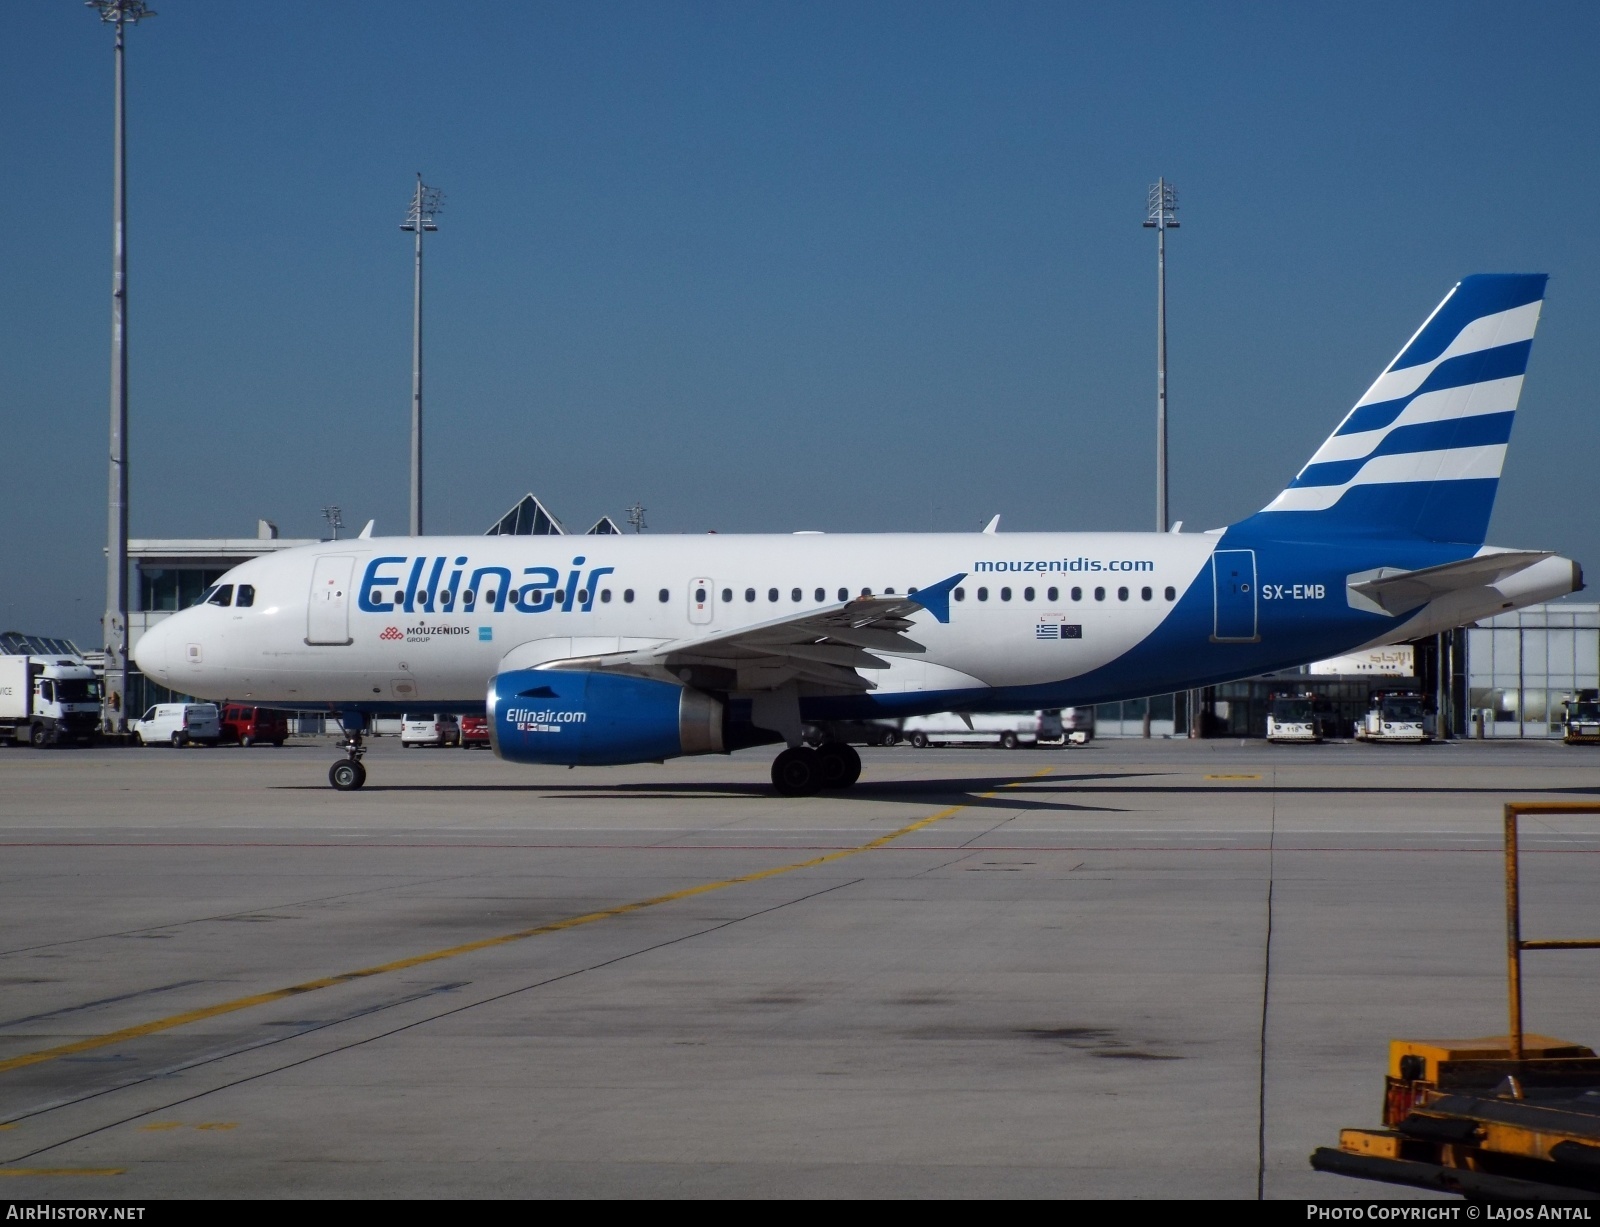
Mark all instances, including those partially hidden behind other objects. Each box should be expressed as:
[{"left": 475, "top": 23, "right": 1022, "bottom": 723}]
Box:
[
  {"left": 401, "top": 713, "right": 460, "bottom": 748},
  {"left": 0, "top": 653, "right": 101, "bottom": 747},
  {"left": 1266, "top": 692, "right": 1322, "bottom": 743},
  {"left": 132, "top": 703, "right": 222, "bottom": 747},
  {"left": 1313, "top": 802, "right": 1600, "bottom": 1199},
  {"left": 899, "top": 710, "right": 1063, "bottom": 749},
  {"left": 1355, "top": 690, "right": 1435, "bottom": 743},
  {"left": 1563, "top": 689, "right": 1600, "bottom": 745},
  {"left": 459, "top": 714, "right": 491, "bottom": 748},
  {"left": 1057, "top": 707, "right": 1093, "bottom": 746},
  {"left": 219, "top": 705, "right": 288, "bottom": 747}
]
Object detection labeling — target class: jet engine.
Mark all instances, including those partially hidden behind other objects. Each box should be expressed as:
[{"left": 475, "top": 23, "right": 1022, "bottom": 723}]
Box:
[{"left": 488, "top": 668, "right": 724, "bottom": 766}]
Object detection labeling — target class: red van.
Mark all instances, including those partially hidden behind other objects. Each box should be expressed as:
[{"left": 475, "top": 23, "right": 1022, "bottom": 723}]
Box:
[{"left": 220, "top": 705, "right": 288, "bottom": 747}]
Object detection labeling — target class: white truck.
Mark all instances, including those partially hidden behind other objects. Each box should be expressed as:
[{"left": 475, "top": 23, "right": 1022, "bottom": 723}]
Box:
[
  {"left": 0, "top": 649, "right": 102, "bottom": 747},
  {"left": 899, "top": 710, "right": 1067, "bottom": 749},
  {"left": 1267, "top": 692, "right": 1323, "bottom": 743},
  {"left": 1355, "top": 690, "right": 1435, "bottom": 743}
]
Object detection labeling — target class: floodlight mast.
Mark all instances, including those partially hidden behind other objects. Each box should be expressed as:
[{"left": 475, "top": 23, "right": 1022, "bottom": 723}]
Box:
[
  {"left": 1142, "top": 178, "right": 1178, "bottom": 533},
  {"left": 400, "top": 174, "right": 442, "bottom": 536},
  {"left": 88, "top": 0, "right": 155, "bottom": 734}
]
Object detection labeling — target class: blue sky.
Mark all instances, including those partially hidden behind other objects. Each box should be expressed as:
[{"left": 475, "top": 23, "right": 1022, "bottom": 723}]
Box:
[{"left": 4, "top": 2, "right": 1597, "bottom": 643}]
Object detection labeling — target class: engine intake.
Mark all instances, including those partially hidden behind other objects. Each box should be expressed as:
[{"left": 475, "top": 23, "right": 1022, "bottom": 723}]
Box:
[{"left": 488, "top": 668, "right": 724, "bottom": 765}]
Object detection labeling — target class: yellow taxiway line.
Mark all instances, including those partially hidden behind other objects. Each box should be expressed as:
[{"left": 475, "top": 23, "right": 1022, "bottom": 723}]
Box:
[{"left": 0, "top": 768, "right": 1053, "bottom": 1078}]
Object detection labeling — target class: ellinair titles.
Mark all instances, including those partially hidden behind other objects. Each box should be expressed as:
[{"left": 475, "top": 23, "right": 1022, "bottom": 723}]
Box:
[{"left": 133, "top": 275, "right": 1583, "bottom": 794}]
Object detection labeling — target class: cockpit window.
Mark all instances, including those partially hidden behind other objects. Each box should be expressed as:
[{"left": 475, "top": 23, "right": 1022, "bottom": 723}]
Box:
[
  {"left": 194, "top": 585, "right": 220, "bottom": 607},
  {"left": 205, "top": 585, "right": 234, "bottom": 607},
  {"left": 236, "top": 584, "right": 255, "bottom": 608}
]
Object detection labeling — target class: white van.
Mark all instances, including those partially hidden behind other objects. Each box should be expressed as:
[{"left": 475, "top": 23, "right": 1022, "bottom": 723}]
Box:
[
  {"left": 401, "top": 713, "right": 460, "bottom": 748},
  {"left": 899, "top": 710, "right": 1063, "bottom": 749},
  {"left": 133, "top": 703, "right": 221, "bottom": 747}
]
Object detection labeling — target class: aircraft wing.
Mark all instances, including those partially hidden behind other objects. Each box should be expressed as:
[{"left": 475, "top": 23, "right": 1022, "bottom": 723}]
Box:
[
  {"left": 533, "top": 572, "right": 966, "bottom": 694},
  {"left": 1346, "top": 551, "right": 1553, "bottom": 617}
]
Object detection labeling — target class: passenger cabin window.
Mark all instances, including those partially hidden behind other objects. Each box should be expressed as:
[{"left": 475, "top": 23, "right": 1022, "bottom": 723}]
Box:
[
  {"left": 1164, "top": 586, "right": 1176, "bottom": 601},
  {"left": 462, "top": 590, "right": 476, "bottom": 604},
  {"left": 884, "top": 587, "right": 895, "bottom": 595},
  {"left": 954, "top": 587, "right": 966, "bottom": 601},
  {"left": 791, "top": 588, "right": 802, "bottom": 602},
  {"left": 1094, "top": 587, "right": 1105, "bottom": 601},
  {"left": 977, "top": 587, "right": 989, "bottom": 601},
  {"left": 814, "top": 587, "right": 825, "bottom": 602},
  {"left": 838, "top": 588, "right": 848, "bottom": 601},
  {"left": 721, "top": 588, "right": 732, "bottom": 603},
  {"left": 624, "top": 589, "right": 635, "bottom": 603},
  {"left": 1071, "top": 587, "right": 1082, "bottom": 601},
  {"left": 1024, "top": 587, "right": 1035, "bottom": 601},
  {"left": 236, "top": 584, "right": 255, "bottom": 608},
  {"left": 206, "top": 585, "right": 233, "bottom": 607},
  {"left": 485, "top": 589, "right": 499, "bottom": 604},
  {"left": 601, "top": 589, "right": 612, "bottom": 603},
  {"left": 860, "top": 587, "right": 872, "bottom": 597},
  {"left": 658, "top": 589, "right": 669, "bottom": 603},
  {"left": 768, "top": 588, "right": 779, "bottom": 602},
  {"left": 1000, "top": 587, "right": 1012, "bottom": 601},
  {"left": 1141, "top": 586, "right": 1153, "bottom": 601},
  {"left": 1118, "top": 587, "right": 1129, "bottom": 601},
  {"left": 1047, "top": 586, "right": 1058, "bottom": 601},
  {"left": 745, "top": 588, "right": 756, "bottom": 603},
  {"left": 695, "top": 587, "right": 707, "bottom": 603}
]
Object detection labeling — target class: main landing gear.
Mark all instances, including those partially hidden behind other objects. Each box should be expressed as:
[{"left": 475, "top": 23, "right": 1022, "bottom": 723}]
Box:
[
  {"left": 770, "top": 742, "right": 862, "bottom": 797},
  {"left": 329, "top": 727, "right": 368, "bottom": 791}
]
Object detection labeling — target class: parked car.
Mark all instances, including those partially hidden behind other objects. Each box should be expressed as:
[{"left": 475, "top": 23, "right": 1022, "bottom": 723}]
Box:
[
  {"left": 459, "top": 714, "right": 491, "bottom": 748},
  {"left": 401, "top": 713, "right": 460, "bottom": 748},
  {"left": 219, "top": 705, "right": 288, "bottom": 747},
  {"left": 133, "top": 702, "right": 221, "bottom": 747}
]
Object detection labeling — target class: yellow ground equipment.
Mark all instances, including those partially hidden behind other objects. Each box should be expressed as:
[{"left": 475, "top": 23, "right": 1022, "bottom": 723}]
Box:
[{"left": 1311, "top": 803, "right": 1600, "bottom": 1200}]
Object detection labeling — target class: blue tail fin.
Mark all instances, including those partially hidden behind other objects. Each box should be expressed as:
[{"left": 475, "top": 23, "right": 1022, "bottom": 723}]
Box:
[{"left": 1250, "top": 274, "right": 1546, "bottom": 544}]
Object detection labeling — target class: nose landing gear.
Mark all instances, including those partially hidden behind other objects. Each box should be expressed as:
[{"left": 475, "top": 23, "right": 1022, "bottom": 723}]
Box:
[{"left": 329, "top": 727, "right": 368, "bottom": 791}]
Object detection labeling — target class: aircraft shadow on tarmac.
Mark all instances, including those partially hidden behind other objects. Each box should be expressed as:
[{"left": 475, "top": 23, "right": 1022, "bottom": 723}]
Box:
[{"left": 274, "top": 767, "right": 1600, "bottom": 810}]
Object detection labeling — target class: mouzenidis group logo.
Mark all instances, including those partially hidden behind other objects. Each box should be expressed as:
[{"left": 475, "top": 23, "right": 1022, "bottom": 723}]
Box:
[{"left": 380, "top": 627, "right": 403, "bottom": 641}]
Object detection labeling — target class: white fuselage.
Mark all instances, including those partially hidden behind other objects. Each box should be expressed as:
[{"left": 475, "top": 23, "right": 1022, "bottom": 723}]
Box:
[{"left": 132, "top": 529, "right": 1576, "bottom": 718}]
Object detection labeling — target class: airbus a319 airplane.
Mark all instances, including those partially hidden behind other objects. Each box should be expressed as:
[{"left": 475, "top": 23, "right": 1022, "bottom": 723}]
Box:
[{"left": 135, "top": 274, "right": 1581, "bottom": 794}]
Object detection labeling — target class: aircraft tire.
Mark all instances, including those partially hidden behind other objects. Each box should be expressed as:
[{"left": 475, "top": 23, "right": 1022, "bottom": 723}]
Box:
[
  {"left": 816, "top": 743, "right": 862, "bottom": 789},
  {"left": 329, "top": 759, "right": 367, "bottom": 791},
  {"left": 771, "top": 747, "right": 821, "bottom": 796}
]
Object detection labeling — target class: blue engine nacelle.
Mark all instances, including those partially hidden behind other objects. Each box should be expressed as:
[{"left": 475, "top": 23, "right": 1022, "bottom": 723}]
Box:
[{"left": 488, "top": 668, "right": 725, "bottom": 766}]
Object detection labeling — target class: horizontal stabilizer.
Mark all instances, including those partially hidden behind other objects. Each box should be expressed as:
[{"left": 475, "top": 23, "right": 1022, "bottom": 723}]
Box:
[{"left": 1346, "top": 550, "right": 1553, "bottom": 617}]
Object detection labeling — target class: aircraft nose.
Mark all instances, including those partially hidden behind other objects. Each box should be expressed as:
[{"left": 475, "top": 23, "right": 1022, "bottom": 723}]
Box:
[{"left": 132, "top": 615, "right": 175, "bottom": 682}]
